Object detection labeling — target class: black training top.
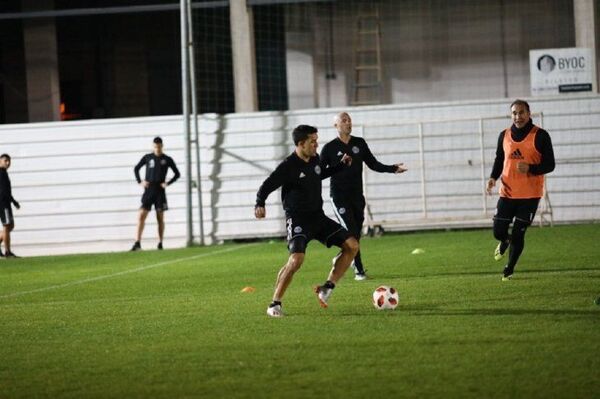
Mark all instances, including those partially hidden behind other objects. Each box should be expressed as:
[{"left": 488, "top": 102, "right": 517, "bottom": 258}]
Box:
[
  {"left": 490, "top": 119, "right": 555, "bottom": 180},
  {"left": 134, "top": 153, "right": 181, "bottom": 186},
  {"left": 320, "top": 135, "right": 396, "bottom": 197},
  {"left": 256, "top": 151, "right": 346, "bottom": 216},
  {"left": 0, "top": 168, "right": 18, "bottom": 206}
]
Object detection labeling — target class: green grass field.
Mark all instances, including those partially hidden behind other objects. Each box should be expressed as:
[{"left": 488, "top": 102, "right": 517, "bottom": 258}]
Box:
[{"left": 1, "top": 224, "right": 599, "bottom": 398}]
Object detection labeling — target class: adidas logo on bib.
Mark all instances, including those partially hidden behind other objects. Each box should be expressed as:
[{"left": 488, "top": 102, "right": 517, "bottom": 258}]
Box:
[{"left": 510, "top": 149, "right": 524, "bottom": 159}]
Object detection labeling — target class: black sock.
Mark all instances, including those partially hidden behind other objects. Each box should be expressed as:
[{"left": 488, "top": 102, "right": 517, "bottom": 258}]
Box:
[
  {"left": 354, "top": 250, "right": 365, "bottom": 274},
  {"left": 508, "top": 221, "right": 528, "bottom": 269},
  {"left": 323, "top": 280, "right": 335, "bottom": 289},
  {"left": 499, "top": 237, "right": 510, "bottom": 254},
  {"left": 269, "top": 301, "right": 282, "bottom": 308}
]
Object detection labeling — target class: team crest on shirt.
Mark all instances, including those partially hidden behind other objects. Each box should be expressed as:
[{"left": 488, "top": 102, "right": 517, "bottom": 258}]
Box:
[
  {"left": 161, "top": 159, "right": 167, "bottom": 165},
  {"left": 339, "top": 207, "right": 346, "bottom": 215},
  {"left": 352, "top": 146, "right": 360, "bottom": 154},
  {"left": 294, "top": 226, "right": 303, "bottom": 233},
  {"left": 314, "top": 165, "right": 321, "bottom": 175}
]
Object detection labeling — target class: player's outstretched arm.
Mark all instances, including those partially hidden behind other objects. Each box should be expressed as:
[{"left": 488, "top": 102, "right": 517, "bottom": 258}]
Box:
[{"left": 361, "top": 139, "right": 396, "bottom": 173}]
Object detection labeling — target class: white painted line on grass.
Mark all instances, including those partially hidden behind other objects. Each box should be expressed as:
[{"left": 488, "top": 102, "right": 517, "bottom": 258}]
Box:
[{"left": 0, "top": 244, "right": 255, "bottom": 300}]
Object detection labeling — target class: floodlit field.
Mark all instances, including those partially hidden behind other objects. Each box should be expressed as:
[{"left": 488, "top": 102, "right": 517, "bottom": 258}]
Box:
[{"left": 1, "top": 224, "right": 599, "bottom": 398}]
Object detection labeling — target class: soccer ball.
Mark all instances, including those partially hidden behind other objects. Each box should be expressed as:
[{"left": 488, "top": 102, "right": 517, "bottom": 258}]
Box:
[{"left": 372, "top": 285, "right": 399, "bottom": 310}]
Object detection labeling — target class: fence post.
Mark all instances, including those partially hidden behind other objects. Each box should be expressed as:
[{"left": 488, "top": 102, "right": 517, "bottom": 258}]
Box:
[
  {"left": 418, "top": 122, "right": 427, "bottom": 218},
  {"left": 479, "top": 118, "right": 487, "bottom": 215}
]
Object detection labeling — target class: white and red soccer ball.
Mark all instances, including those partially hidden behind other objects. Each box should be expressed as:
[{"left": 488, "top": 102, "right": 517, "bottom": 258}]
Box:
[{"left": 372, "top": 285, "right": 399, "bottom": 310}]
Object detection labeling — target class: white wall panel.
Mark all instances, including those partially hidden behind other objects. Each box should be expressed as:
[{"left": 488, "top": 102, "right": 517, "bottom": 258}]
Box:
[{"left": 1, "top": 95, "right": 598, "bottom": 256}]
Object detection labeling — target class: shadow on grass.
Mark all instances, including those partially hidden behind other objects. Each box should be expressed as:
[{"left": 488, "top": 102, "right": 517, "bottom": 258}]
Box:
[
  {"left": 321, "top": 302, "right": 599, "bottom": 318},
  {"left": 386, "top": 271, "right": 498, "bottom": 279},
  {"left": 404, "top": 307, "right": 599, "bottom": 317},
  {"left": 387, "top": 267, "right": 600, "bottom": 280}
]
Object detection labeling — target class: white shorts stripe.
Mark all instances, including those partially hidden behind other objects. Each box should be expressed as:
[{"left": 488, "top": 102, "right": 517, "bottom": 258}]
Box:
[{"left": 330, "top": 199, "right": 348, "bottom": 230}]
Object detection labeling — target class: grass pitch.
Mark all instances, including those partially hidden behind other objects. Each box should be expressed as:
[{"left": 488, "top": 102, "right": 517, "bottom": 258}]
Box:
[{"left": 1, "top": 224, "right": 599, "bottom": 398}]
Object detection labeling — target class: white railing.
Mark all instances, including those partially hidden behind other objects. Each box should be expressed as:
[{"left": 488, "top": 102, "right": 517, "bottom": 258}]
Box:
[{"left": 358, "top": 111, "right": 599, "bottom": 232}]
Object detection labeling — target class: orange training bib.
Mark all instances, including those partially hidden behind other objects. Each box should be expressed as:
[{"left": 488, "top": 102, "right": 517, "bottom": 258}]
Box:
[{"left": 499, "top": 126, "right": 544, "bottom": 199}]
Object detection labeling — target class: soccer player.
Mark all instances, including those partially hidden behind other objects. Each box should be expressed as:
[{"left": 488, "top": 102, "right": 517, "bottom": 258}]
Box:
[
  {"left": 320, "top": 112, "right": 407, "bottom": 280},
  {"left": 131, "top": 137, "right": 180, "bottom": 251},
  {"left": 255, "top": 124, "right": 359, "bottom": 317},
  {"left": 486, "top": 99, "right": 555, "bottom": 281},
  {"left": 0, "top": 154, "right": 21, "bottom": 258}
]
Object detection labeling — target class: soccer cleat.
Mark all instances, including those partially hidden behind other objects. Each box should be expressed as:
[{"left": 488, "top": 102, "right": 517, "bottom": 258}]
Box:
[
  {"left": 266, "top": 304, "right": 283, "bottom": 318},
  {"left": 130, "top": 241, "right": 141, "bottom": 251},
  {"left": 502, "top": 265, "right": 514, "bottom": 281},
  {"left": 157, "top": 242, "right": 163, "bottom": 250},
  {"left": 314, "top": 285, "right": 333, "bottom": 308},
  {"left": 354, "top": 273, "right": 369, "bottom": 281},
  {"left": 4, "top": 251, "right": 19, "bottom": 258},
  {"left": 494, "top": 241, "right": 509, "bottom": 261}
]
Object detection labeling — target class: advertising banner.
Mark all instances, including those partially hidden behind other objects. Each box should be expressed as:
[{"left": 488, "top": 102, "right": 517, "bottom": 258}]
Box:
[{"left": 529, "top": 48, "right": 595, "bottom": 96}]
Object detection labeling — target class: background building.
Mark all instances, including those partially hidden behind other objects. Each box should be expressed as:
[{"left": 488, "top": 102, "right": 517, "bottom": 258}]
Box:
[{"left": 1, "top": 0, "right": 598, "bottom": 123}]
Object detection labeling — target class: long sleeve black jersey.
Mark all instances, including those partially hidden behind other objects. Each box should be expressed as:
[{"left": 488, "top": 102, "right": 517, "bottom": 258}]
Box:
[
  {"left": 134, "top": 153, "right": 181, "bottom": 185},
  {"left": 256, "top": 151, "right": 346, "bottom": 216},
  {"left": 0, "top": 168, "right": 17, "bottom": 206},
  {"left": 490, "top": 120, "right": 555, "bottom": 180},
  {"left": 320, "top": 135, "right": 396, "bottom": 197}
]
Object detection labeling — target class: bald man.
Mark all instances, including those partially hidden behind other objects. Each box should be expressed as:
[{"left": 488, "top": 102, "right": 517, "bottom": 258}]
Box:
[{"left": 320, "top": 112, "right": 407, "bottom": 280}]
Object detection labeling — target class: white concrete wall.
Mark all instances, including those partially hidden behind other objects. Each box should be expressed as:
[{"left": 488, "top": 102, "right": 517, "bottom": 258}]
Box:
[
  {"left": 1, "top": 95, "right": 599, "bottom": 256},
  {"left": 288, "top": 0, "right": 577, "bottom": 109}
]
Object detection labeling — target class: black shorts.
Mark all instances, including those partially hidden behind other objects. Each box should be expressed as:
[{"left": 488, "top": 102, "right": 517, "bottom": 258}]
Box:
[
  {"left": 141, "top": 184, "right": 168, "bottom": 211},
  {"left": 493, "top": 197, "right": 540, "bottom": 225},
  {"left": 0, "top": 204, "right": 14, "bottom": 226},
  {"left": 286, "top": 212, "right": 351, "bottom": 254},
  {"left": 331, "top": 194, "right": 366, "bottom": 238}
]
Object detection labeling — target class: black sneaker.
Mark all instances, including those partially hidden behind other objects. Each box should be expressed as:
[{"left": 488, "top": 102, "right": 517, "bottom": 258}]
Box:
[
  {"left": 130, "top": 241, "right": 141, "bottom": 251},
  {"left": 502, "top": 265, "right": 514, "bottom": 281},
  {"left": 157, "top": 242, "right": 163, "bottom": 250},
  {"left": 5, "top": 251, "right": 20, "bottom": 258}
]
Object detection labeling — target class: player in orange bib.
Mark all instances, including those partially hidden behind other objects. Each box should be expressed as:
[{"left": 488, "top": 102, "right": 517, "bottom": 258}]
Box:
[{"left": 486, "top": 100, "right": 555, "bottom": 281}]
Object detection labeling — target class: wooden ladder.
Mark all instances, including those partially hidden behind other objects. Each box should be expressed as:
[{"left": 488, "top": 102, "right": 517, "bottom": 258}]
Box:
[{"left": 351, "top": 5, "right": 382, "bottom": 106}]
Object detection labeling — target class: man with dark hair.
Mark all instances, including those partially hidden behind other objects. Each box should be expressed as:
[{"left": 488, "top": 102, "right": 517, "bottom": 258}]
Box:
[
  {"left": 0, "top": 154, "right": 20, "bottom": 258},
  {"left": 320, "top": 112, "right": 407, "bottom": 280},
  {"left": 131, "top": 137, "right": 180, "bottom": 251},
  {"left": 255, "top": 124, "right": 359, "bottom": 317},
  {"left": 486, "top": 99, "right": 555, "bottom": 280}
]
